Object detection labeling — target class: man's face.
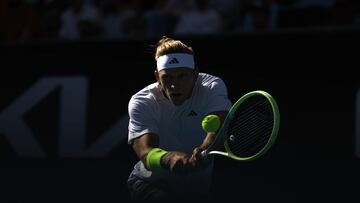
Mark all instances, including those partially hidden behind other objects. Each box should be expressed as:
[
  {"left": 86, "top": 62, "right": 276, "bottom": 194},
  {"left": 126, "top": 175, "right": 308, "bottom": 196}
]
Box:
[{"left": 155, "top": 67, "right": 198, "bottom": 106}]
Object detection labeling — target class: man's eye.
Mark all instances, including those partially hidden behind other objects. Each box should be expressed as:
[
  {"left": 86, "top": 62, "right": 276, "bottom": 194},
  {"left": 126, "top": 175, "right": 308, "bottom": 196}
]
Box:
[
  {"left": 162, "top": 75, "right": 173, "bottom": 82},
  {"left": 178, "top": 73, "right": 190, "bottom": 80}
]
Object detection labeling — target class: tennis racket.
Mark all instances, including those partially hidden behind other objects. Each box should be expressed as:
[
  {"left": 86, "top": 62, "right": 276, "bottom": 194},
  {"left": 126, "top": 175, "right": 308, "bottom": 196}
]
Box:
[{"left": 201, "top": 90, "right": 280, "bottom": 161}]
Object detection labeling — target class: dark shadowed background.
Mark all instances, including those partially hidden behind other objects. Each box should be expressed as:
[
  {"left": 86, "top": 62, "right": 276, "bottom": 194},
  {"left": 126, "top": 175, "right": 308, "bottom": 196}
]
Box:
[{"left": 1, "top": 0, "right": 360, "bottom": 202}]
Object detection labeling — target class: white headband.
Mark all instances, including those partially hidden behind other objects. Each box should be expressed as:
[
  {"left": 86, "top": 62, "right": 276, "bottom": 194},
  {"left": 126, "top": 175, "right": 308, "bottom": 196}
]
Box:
[{"left": 156, "top": 53, "right": 195, "bottom": 71}]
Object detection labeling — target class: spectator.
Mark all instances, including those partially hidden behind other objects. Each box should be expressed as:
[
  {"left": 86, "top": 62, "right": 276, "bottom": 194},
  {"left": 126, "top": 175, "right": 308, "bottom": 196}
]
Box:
[
  {"left": 238, "top": 0, "right": 279, "bottom": 32},
  {"left": 59, "top": 0, "right": 101, "bottom": 40},
  {"left": 331, "top": 0, "right": 360, "bottom": 26},
  {"left": 0, "top": 0, "right": 41, "bottom": 41},
  {"left": 122, "top": 0, "right": 147, "bottom": 39},
  {"left": 99, "top": 0, "right": 135, "bottom": 39},
  {"left": 174, "top": 0, "right": 222, "bottom": 36}
]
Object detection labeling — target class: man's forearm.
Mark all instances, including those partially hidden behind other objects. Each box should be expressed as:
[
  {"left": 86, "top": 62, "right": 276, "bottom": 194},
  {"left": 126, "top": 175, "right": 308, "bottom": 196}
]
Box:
[{"left": 199, "top": 132, "right": 217, "bottom": 149}]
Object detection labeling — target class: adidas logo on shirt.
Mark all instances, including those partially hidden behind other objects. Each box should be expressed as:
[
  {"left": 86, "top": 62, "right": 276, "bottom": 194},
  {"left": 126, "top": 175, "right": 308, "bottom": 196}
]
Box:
[
  {"left": 188, "top": 110, "right": 197, "bottom": 116},
  {"left": 168, "top": 57, "right": 179, "bottom": 64}
]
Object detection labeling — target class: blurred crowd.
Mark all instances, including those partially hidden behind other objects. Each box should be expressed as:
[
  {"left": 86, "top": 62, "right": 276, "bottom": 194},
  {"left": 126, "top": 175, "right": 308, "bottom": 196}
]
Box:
[{"left": 0, "top": 0, "right": 359, "bottom": 42}]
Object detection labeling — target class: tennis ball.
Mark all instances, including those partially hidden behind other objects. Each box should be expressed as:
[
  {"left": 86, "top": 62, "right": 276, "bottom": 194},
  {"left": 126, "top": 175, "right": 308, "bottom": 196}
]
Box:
[{"left": 202, "top": 114, "right": 221, "bottom": 133}]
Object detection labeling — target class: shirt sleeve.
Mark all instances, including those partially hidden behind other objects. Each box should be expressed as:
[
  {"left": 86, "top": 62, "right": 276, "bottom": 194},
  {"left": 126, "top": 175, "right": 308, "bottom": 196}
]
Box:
[
  {"left": 206, "top": 78, "right": 232, "bottom": 114},
  {"left": 128, "top": 97, "right": 158, "bottom": 144}
]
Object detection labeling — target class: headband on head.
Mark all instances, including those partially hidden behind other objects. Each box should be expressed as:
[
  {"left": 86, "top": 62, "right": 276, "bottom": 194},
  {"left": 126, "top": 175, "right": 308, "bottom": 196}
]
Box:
[{"left": 156, "top": 53, "right": 195, "bottom": 71}]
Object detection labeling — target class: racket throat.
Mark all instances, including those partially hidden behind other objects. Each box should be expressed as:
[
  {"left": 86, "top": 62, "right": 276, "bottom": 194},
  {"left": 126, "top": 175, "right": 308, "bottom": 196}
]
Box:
[
  {"left": 207, "top": 151, "right": 229, "bottom": 157},
  {"left": 201, "top": 150, "right": 228, "bottom": 159}
]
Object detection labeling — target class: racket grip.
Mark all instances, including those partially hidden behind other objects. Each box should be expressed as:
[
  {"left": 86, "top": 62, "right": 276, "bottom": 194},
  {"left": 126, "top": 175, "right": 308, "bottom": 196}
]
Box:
[{"left": 200, "top": 150, "right": 208, "bottom": 159}]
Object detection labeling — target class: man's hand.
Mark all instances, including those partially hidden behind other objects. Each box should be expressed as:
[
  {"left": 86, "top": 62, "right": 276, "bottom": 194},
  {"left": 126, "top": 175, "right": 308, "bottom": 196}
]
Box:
[
  {"left": 189, "top": 146, "right": 211, "bottom": 170},
  {"left": 189, "top": 130, "right": 218, "bottom": 170},
  {"left": 161, "top": 151, "right": 192, "bottom": 174}
]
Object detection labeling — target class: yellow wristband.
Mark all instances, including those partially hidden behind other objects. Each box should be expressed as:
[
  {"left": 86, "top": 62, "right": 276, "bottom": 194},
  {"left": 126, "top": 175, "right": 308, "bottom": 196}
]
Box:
[{"left": 146, "top": 148, "right": 168, "bottom": 172}]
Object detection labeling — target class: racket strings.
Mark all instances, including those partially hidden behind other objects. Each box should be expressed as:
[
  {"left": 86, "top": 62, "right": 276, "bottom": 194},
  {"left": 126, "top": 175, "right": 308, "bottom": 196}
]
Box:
[
  {"left": 235, "top": 105, "right": 272, "bottom": 155},
  {"left": 227, "top": 96, "right": 274, "bottom": 157},
  {"left": 232, "top": 109, "right": 272, "bottom": 155},
  {"left": 229, "top": 110, "right": 272, "bottom": 156}
]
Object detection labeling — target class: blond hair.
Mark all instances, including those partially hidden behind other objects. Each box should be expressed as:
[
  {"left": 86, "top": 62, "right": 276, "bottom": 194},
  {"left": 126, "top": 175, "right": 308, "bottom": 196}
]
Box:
[{"left": 155, "top": 37, "right": 194, "bottom": 60}]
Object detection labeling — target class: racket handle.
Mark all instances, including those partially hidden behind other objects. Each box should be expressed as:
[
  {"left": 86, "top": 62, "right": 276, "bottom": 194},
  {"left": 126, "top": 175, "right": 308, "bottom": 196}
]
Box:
[{"left": 200, "top": 150, "right": 208, "bottom": 159}]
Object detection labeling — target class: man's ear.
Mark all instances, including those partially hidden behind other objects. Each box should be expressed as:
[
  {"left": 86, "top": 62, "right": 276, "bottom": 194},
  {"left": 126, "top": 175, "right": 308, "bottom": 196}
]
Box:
[
  {"left": 154, "top": 70, "right": 159, "bottom": 82},
  {"left": 154, "top": 70, "right": 164, "bottom": 91}
]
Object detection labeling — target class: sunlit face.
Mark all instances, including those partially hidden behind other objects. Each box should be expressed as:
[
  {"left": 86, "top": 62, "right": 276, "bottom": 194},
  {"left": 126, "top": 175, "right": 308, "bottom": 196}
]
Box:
[{"left": 155, "top": 67, "right": 198, "bottom": 106}]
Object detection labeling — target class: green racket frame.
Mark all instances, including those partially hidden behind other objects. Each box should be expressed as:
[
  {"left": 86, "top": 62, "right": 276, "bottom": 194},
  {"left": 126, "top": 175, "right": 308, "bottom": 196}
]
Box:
[{"left": 206, "top": 90, "right": 280, "bottom": 161}]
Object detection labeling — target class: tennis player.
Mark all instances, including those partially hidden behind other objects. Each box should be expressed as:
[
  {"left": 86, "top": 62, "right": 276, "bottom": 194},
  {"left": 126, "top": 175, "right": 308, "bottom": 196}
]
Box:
[{"left": 127, "top": 36, "right": 232, "bottom": 200}]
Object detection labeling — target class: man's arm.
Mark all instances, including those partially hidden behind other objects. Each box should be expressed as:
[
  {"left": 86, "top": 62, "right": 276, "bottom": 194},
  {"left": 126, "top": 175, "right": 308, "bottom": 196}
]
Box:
[
  {"left": 132, "top": 133, "right": 160, "bottom": 166},
  {"left": 132, "top": 133, "right": 192, "bottom": 174},
  {"left": 198, "top": 111, "right": 227, "bottom": 149},
  {"left": 191, "top": 111, "right": 228, "bottom": 164}
]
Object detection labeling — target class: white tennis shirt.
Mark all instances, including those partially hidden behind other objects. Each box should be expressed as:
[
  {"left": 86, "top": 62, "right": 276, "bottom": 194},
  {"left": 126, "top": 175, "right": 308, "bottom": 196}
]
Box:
[{"left": 128, "top": 73, "right": 232, "bottom": 191}]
